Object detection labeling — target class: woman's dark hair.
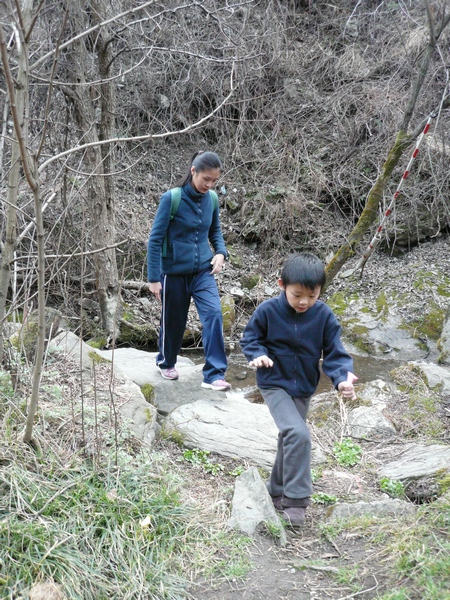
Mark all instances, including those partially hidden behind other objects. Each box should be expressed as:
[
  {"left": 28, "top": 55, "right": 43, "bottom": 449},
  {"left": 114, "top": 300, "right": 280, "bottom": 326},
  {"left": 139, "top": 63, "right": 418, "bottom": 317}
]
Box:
[
  {"left": 177, "top": 151, "right": 222, "bottom": 187},
  {"left": 280, "top": 253, "right": 326, "bottom": 290}
]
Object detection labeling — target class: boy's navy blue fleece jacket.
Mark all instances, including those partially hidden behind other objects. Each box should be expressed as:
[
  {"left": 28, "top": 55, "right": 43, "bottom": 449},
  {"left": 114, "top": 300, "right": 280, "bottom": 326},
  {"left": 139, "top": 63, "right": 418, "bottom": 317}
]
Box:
[
  {"left": 147, "top": 183, "right": 228, "bottom": 282},
  {"left": 240, "top": 291, "right": 353, "bottom": 398}
]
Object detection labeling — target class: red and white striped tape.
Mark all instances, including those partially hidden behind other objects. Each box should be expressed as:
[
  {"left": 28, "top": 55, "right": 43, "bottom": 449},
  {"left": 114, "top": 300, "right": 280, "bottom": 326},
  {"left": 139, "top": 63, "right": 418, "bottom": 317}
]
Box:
[{"left": 341, "top": 112, "right": 435, "bottom": 278}]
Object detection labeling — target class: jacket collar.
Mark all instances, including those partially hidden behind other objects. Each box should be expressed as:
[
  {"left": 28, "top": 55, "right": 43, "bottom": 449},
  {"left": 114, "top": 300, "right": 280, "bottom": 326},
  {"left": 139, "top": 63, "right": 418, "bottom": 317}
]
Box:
[
  {"left": 277, "top": 290, "right": 319, "bottom": 318},
  {"left": 277, "top": 290, "right": 296, "bottom": 315},
  {"left": 185, "top": 182, "right": 204, "bottom": 202}
]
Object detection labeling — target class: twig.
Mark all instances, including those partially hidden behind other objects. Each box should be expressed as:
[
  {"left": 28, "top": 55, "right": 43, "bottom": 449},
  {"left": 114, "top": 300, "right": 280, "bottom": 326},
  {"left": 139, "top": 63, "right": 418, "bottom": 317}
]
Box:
[{"left": 337, "top": 576, "right": 379, "bottom": 599}]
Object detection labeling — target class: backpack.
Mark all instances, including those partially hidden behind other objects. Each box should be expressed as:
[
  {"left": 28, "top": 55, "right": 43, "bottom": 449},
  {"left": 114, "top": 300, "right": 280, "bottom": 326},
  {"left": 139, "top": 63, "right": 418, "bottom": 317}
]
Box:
[{"left": 162, "top": 187, "right": 219, "bottom": 257}]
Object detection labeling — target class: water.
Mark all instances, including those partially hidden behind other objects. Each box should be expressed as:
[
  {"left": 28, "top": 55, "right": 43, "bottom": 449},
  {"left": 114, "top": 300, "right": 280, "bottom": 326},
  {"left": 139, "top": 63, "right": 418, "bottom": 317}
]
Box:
[{"left": 181, "top": 348, "right": 404, "bottom": 398}]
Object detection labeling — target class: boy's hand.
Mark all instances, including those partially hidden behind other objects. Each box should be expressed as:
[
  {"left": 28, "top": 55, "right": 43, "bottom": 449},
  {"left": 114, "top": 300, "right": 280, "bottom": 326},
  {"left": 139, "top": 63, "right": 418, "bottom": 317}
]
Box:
[
  {"left": 249, "top": 355, "right": 274, "bottom": 368},
  {"left": 338, "top": 372, "right": 358, "bottom": 400}
]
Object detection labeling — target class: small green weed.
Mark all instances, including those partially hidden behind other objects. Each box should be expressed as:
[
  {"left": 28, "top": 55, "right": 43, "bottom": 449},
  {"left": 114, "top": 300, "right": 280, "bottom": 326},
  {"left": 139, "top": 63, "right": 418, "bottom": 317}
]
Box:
[
  {"left": 379, "top": 477, "right": 404, "bottom": 498},
  {"left": 333, "top": 438, "right": 362, "bottom": 467},
  {"left": 311, "top": 468, "right": 323, "bottom": 483},
  {"left": 229, "top": 465, "right": 245, "bottom": 477},
  {"left": 312, "top": 492, "right": 338, "bottom": 505},
  {"left": 182, "top": 448, "right": 224, "bottom": 476}
]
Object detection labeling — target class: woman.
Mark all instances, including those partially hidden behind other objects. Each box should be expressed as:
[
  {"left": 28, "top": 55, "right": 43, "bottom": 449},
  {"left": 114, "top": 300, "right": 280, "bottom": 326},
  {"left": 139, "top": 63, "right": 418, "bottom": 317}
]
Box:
[{"left": 147, "top": 151, "right": 231, "bottom": 391}]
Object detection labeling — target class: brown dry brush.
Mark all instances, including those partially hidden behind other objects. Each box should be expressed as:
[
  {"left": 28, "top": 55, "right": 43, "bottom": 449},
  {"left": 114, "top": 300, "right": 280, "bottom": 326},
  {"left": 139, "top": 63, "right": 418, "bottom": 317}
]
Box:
[{"left": 2, "top": 1, "right": 450, "bottom": 327}]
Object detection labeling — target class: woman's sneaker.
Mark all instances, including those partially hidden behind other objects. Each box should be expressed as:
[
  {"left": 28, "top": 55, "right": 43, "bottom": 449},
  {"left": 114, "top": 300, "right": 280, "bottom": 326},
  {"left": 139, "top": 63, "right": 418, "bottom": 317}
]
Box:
[
  {"left": 201, "top": 379, "right": 231, "bottom": 391},
  {"left": 157, "top": 366, "right": 179, "bottom": 380}
]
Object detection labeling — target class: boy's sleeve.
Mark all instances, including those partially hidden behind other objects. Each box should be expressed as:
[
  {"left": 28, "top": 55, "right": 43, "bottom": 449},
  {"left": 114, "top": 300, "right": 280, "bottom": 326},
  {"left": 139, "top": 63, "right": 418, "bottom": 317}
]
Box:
[
  {"left": 239, "top": 306, "right": 270, "bottom": 361},
  {"left": 322, "top": 312, "right": 354, "bottom": 389}
]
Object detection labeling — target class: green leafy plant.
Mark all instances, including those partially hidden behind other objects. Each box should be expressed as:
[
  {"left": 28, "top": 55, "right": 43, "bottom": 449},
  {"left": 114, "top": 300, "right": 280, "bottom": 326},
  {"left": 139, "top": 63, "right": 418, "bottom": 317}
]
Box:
[
  {"left": 312, "top": 492, "right": 338, "bottom": 505},
  {"left": 228, "top": 465, "right": 245, "bottom": 477},
  {"left": 182, "top": 448, "right": 224, "bottom": 476},
  {"left": 333, "top": 439, "right": 362, "bottom": 467},
  {"left": 379, "top": 477, "right": 405, "bottom": 498}
]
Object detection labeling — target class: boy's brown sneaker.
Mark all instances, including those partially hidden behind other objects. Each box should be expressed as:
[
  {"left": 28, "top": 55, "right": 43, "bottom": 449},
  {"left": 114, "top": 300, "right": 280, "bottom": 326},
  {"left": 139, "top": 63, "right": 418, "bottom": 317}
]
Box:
[
  {"left": 279, "top": 506, "right": 306, "bottom": 527},
  {"left": 271, "top": 495, "right": 283, "bottom": 511}
]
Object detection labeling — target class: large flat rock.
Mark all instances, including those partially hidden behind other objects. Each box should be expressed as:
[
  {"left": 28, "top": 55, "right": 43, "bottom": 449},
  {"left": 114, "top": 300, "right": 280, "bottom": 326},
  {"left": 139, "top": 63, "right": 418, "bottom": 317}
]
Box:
[
  {"left": 379, "top": 444, "right": 450, "bottom": 480},
  {"left": 94, "top": 347, "right": 226, "bottom": 414},
  {"left": 165, "top": 393, "right": 326, "bottom": 469}
]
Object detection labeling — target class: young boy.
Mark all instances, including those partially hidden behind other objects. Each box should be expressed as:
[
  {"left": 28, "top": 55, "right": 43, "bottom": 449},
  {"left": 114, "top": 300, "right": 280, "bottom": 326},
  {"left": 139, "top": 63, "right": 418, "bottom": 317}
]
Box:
[{"left": 240, "top": 253, "right": 357, "bottom": 527}]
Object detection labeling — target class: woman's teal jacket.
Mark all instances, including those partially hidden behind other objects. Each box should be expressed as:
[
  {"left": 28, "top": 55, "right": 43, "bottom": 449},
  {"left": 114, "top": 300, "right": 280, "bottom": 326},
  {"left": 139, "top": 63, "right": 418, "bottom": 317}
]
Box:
[{"left": 147, "top": 183, "right": 227, "bottom": 282}]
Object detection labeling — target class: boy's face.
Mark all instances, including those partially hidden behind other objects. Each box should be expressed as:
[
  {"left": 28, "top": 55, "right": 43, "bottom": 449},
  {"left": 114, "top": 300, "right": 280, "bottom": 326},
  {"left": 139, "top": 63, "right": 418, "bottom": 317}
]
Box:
[{"left": 278, "top": 280, "right": 321, "bottom": 313}]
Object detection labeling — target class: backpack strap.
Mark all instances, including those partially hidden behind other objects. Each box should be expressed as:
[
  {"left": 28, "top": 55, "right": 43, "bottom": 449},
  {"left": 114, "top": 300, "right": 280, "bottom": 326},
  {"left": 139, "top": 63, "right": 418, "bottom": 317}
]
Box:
[
  {"left": 162, "top": 188, "right": 182, "bottom": 257},
  {"left": 210, "top": 190, "right": 219, "bottom": 213},
  {"left": 169, "top": 187, "right": 182, "bottom": 219}
]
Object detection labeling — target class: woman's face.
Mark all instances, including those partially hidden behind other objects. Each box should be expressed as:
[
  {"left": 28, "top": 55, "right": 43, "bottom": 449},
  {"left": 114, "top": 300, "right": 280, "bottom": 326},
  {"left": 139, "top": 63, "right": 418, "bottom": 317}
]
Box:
[{"left": 191, "top": 167, "right": 221, "bottom": 194}]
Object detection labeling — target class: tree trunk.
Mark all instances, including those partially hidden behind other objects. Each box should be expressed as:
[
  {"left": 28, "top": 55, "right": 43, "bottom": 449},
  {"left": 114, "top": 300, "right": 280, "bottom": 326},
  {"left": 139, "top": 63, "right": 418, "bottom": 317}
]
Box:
[
  {"left": 0, "top": 4, "right": 31, "bottom": 363},
  {"left": 67, "top": 1, "right": 121, "bottom": 345},
  {"left": 324, "top": 131, "right": 407, "bottom": 287}
]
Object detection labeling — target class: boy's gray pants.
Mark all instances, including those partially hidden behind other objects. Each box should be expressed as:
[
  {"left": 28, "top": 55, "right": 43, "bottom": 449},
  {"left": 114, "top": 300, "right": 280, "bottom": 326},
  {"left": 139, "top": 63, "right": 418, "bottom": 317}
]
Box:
[{"left": 260, "top": 387, "right": 312, "bottom": 501}]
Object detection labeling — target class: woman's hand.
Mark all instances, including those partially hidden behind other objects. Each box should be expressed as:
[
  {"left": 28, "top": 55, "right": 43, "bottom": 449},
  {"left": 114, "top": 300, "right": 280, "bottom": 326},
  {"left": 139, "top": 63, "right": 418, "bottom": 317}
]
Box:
[
  {"left": 210, "top": 253, "right": 225, "bottom": 275},
  {"left": 148, "top": 281, "right": 162, "bottom": 301}
]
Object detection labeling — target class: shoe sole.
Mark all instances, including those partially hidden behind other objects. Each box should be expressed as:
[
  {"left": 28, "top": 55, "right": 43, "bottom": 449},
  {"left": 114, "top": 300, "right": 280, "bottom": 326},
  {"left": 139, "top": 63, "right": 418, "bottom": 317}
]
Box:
[{"left": 201, "top": 382, "right": 231, "bottom": 391}]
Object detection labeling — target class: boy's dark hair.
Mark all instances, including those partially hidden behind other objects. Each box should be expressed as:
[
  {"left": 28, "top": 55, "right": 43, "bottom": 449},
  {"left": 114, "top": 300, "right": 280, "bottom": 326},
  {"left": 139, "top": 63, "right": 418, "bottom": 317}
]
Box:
[
  {"left": 177, "top": 151, "right": 222, "bottom": 187},
  {"left": 280, "top": 253, "right": 326, "bottom": 290}
]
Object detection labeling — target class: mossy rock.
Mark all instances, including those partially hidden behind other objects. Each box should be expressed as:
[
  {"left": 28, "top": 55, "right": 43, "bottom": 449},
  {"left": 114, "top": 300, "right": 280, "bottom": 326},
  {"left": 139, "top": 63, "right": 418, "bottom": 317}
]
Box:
[
  {"left": 87, "top": 338, "right": 107, "bottom": 350},
  {"left": 88, "top": 351, "right": 110, "bottom": 365},
  {"left": 221, "top": 295, "right": 236, "bottom": 334},
  {"left": 375, "top": 292, "right": 389, "bottom": 322},
  {"left": 228, "top": 250, "right": 243, "bottom": 269},
  {"left": 118, "top": 323, "right": 158, "bottom": 346},
  {"left": 405, "top": 302, "right": 445, "bottom": 341},
  {"left": 436, "top": 470, "right": 450, "bottom": 495},
  {"left": 309, "top": 398, "right": 338, "bottom": 428},
  {"left": 10, "top": 308, "right": 63, "bottom": 360},
  {"left": 141, "top": 384, "right": 155, "bottom": 404},
  {"left": 241, "top": 275, "right": 262, "bottom": 290}
]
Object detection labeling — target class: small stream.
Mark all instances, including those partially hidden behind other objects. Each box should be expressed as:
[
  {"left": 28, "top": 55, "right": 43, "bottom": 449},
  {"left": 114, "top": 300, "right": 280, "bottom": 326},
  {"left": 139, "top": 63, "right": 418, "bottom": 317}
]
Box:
[{"left": 181, "top": 348, "right": 404, "bottom": 398}]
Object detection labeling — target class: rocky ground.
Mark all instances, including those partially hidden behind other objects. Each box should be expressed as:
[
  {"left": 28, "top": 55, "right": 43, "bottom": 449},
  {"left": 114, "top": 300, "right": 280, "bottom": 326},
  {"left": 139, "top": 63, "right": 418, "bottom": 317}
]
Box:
[
  {"left": 50, "top": 228, "right": 450, "bottom": 599},
  {"left": 11, "top": 238, "right": 450, "bottom": 600},
  {"left": 117, "top": 236, "right": 450, "bottom": 600}
]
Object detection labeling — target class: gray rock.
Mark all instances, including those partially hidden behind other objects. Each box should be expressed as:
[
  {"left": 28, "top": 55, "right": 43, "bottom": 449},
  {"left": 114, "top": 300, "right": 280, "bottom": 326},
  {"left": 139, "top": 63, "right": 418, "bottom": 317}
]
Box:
[
  {"left": 48, "top": 331, "right": 93, "bottom": 373},
  {"left": 165, "top": 393, "right": 326, "bottom": 469},
  {"left": 93, "top": 348, "right": 226, "bottom": 414},
  {"left": 227, "top": 466, "right": 287, "bottom": 545},
  {"left": 379, "top": 444, "right": 450, "bottom": 480},
  {"left": 357, "top": 379, "right": 392, "bottom": 410},
  {"left": 114, "top": 374, "right": 158, "bottom": 446},
  {"left": 347, "top": 406, "right": 396, "bottom": 439},
  {"left": 48, "top": 332, "right": 158, "bottom": 446},
  {"left": 408, "top": 361, "right": 450, "bottom": 395},
  {"left": 328, "top": 499, "right": 416, "bottom": 520}
]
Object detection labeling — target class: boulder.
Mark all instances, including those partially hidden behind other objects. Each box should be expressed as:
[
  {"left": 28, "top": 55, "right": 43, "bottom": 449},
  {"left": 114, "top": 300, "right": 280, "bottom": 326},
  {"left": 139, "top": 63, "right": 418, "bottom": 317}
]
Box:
[
  {"left": 93, "top": 348, "right": 227, "bottom": 414},
  {"left": 346, "top": 406, "right": 396, "bottom": 439},
  {"left": 48, "top": 332, "right": 158, "bottom": 446},
  {"left": 165, "top": 392, "right": 327, "bottom": 469},
  {"left": 227, "top": 466, "right": 287, "bottom": 546},
  {"left": 379, "top": 444, "right": 450, "bottom": 480},
  {"left": 408, "top": 361, "right": 450, "bottom": 395},
  {"left": 327, "top": 499, "right": 416, "bottom": 520}
]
